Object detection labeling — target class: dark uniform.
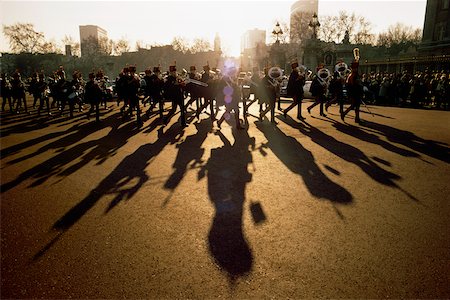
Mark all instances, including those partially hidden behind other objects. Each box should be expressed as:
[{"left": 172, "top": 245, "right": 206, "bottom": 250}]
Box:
[
  {"left": 145, "top": 66, "right": 165, "bottom": 120},
  {"left": 283, "top": 62, "right": 305, "bottom": 120},
  {"left": 307, "top": 69, "right": 328, "bottom": 117},
  {"left": 125, "top": 66, "right": 143, "bottom": 126},
  {"left": 85, "top": 72, "right": 103, "bottom": 122},
  {"left": 325, "top": 71, "right": 345, "bottom": 114},
  {"left": 1, "top": 73, "right": 13, "bottom": 113},
  {"left": 259, "top": 68, "right": 278, "bottom": 123},
  {"left": 36, "top": 73, "right": 51, "bottom": 116},
  {"left": 163, "top": 65, "right": 186, "bottom": 127},
  {"left": 11, "top": 72, "right": 28, "bottom": 114},
  {"left": 217, "top": 69, "right": 243, "bottom": 130},
  {"left": 341, "top": 61, "right": 363, "bottom": 123}
]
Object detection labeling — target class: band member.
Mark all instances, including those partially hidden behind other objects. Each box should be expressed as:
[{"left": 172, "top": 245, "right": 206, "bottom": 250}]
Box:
[
  {"left": 145, "top": 66, "right": 165, "bottom": 121},
  {"left": 116, "top": 67, "right": 129, "bottom": 110},
  {"left": 217, "top": 67, "right": 243, "bottom": 130},
  {"left": 307, "top": 66, "right": 328, "bottom": 117},
  {"left": 142, "top": 68, "right": 153, "bottom": 107},
  {"left": 163, "top": 65, "right": 186, "bottom": 127},
  {"left": 85, "top": 72, "right": 103, "bottom": 122},
  {"left": 11, "top": 71, "right": 28, "bottom": 114},
  {"left": 197, "top": 64, "right": 215, "bottom": 121},
  {"left": 325, "top": 71, "right": 345, "bottom": 114},
  {"left": 125, "top": 65, "right": 143, "bottom": 126},
  {"left": 244, "top": 66, "right": 262, "bottom": 117},
  {"left": 184, "top": 65, "right": 201, "bottom": 111},
  {"left": 1, "top": 73, "right": 13, "bottom": 113},
  {"left": 59, "top": 70, "right": 77, "bottom": 118},
  {"left": 29, "top": 72, "right": 40, "bottom": 109},
  {"left": 36, "top": 72, "right": 51, "bottom": 116},
  {"left": 283, "top": 62, "right": 305, "bottom": 120},
  {"left": 341, "top": 60, "right": 363, "bottom": 123},
  {"left": 259, "top": 67, "right": 278, "bottom": 123}
]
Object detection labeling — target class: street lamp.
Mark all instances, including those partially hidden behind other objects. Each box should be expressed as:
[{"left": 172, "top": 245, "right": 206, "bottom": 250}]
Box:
[
  {"left": 308, "top": 13, "right": 320, "bottom": 40},
  {"left": 272, "top": 22, "right": 283, "bottom": 43}
]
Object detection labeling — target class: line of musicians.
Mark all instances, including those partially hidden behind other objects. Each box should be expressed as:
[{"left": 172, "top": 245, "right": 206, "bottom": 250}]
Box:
[{"left": 1, "top": 58, "right": 363, "bottom": 127}]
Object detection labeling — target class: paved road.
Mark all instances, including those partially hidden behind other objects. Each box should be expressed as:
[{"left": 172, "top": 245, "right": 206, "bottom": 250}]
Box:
[{"left": 1, "top": 98, "right": 449, "bottom": 298}]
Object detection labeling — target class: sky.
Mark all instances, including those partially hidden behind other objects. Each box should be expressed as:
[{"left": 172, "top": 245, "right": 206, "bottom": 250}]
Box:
[{"left": 0, "top": 0, "right": 427, "bottom": 57}]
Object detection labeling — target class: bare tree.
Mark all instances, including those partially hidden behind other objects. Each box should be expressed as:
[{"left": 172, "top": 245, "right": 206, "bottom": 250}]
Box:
[
  {"left": 190, "top": 38, "right": 212, "bottom": 53},
  {"left": 377, "top": 23, "right": 422, "bottom": 47},
  {"left": 290, "top": 11, "right": 314, "bottom": 44},
  {"left": 98, "top": 37, "right": 113, "bottom": 56},
  {"left": 62, "top": 35, "right": 80, "bottom": 56},
  {"left": 38, "top": 39, "right": 60, "bottom": 54},
  {"left": 2, "top": 23, "right": 45, "bottom": 53},
  {"left": 113, "top": 38, "right": 130, "bottom": 55},
  {"left": 171, "top": 36, "right": 190, "bottom": 53},
  {"left": 317, "top": 11, "right": 374, "bottom": 44}
]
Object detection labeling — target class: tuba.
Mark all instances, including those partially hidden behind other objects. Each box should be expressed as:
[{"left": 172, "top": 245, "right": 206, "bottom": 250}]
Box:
[
  {"left": 268, "top": 66, "right": 283, "bottom": 80},
  {"left": 335, "top": 62, "right": 349, "bottom": 79},
  {"left": 317, "top": 68, "right": 331, "bottom": 85}
]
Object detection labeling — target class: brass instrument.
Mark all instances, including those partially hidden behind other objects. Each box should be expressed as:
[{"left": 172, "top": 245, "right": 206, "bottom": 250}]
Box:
[
  {"left": 317, "top": 68, "right": 331, "bottom": 86},
  {"left": 353, "top": 48, "right": 360, "bottom": 62},
  {"left": 335, "top": 62, "right": 350, "bottom": 79},
  {"left": 268, "top": 66, "right": 283, "bottom": 80}
]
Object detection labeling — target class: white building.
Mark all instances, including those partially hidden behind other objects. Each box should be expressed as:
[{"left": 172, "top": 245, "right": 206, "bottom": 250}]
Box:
[
  {"left": 79, "top": 25, "right": 108, "bottom": 56},
  {"left": 241, "top": 29, "right": 266, "bottom": 53}
]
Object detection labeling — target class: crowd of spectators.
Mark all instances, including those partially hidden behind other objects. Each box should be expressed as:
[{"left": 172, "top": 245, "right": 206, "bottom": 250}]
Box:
[{"left": 360, "top": 69, "right": 449, "bottom": 110}]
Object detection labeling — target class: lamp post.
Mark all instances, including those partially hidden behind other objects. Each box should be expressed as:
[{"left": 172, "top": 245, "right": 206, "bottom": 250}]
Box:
[
  {"left": 272, "top": 22, "right": 283, "bottom": 44},
  {"left": 308, "top": 13, "right": 320, "bottom": 40}
]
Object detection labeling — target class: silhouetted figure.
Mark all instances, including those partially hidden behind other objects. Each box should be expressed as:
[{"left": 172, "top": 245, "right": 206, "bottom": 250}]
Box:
[
  {"left": 341, "top": 60, "right": 363, "bottom": 123},
  {"left": 1, "top": 73, "right": 13, "bottom": 113},
  {"left": 283, "top": 62, "right": 305, "bottom": 120}
]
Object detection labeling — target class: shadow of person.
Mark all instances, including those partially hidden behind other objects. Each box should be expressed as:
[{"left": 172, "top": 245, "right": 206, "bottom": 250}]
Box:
[
  {"left": 255, "top": 120, "right": 353, "bottom": 204},
  {"left": 360, "top": 120, "right": 450, "bottom": 164},
  {"left": 52, "top": 123, "right": 183, "bottom": 233},
  {"left": 279, "top": 117, "right": 419, "bottom": 202},
  {"left": 198, "top": 128, "right": 255, "bottom": 283},
  {"left": 163, "top": 119, "right": 211, "bottom": 195}
]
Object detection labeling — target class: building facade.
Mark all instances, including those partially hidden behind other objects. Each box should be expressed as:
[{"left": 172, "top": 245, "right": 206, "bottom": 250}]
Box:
[
  {"left": 79, "top": 25, "right": 108, "bottom": 57},
  {"left": 419, "top": 0, "right": 450, "bottom": 55}
]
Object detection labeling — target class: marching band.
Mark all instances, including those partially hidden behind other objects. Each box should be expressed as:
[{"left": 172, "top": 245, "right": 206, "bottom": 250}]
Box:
[{"left": 3, "top": 48, "right": 446, "bottom": 129}]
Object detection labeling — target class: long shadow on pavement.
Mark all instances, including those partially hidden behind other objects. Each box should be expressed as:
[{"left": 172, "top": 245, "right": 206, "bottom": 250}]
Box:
[
  {"left": 255, "top": 120, "right": 353, "bottom": 204},
  {"left": 33, "top": 123, "right": 183, "bottom": 260},
  {"left": 360, "top": 120, "right": 450, "bottom": 164},
  {"left": 279, "top": 116, "right": 418, "bottom": 202},
  {"left": 198, "top": 128, "right": 255, "bottom": 284}
]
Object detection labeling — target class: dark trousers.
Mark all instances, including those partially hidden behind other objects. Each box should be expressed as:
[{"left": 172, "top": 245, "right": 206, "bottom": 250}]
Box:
[
  {"left": 284, "top": 95, "right": 303, "bottom": 118},
  {"left": 2, "top": 95, "right": 13, "bottom": 112},
  {"left": 37, "top": 96, "right": 51, "bottom": 115},
  {"left": 342, "top": 96, "right": 361, "bottom": 122},
  {"left": 308, "top": 94, "right": 326, "bottom": 116},
  {"left": 165, "top": 97, "right": 186, "bottom": 126}
]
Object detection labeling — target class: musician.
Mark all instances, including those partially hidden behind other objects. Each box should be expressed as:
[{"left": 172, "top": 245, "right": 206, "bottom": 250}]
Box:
[
  {"left": 243, "top": 66, "right": 261, "bottom": 117},
  {"left": 283, "top": 62, "right": 305, "bottom": 120},
  {"left": 125, "top": 65, "right": 143, "bottom": 126},
  {"left": 142, "top": 68, "right": 153, "bottom": 107},
  {"left": 185, "top": 65, "right": 200, "bottom": 111},
  {"left": 1, "top": 73, "right": 13, "bottom": 113},
  {"left": 307, "top": 65, "right": 328, "bottom": 117},
  {"left": 325, "top": 71, "right": 345, "bottom": 114},
  {"left": 117, "top": 67, "right": 129, "bottom": 112},
  {"left": 163, "top": 65, "right": 186, "bottom": 127},
  {"left": 216, "top": 67, "right": 243, "bottom": 130},
  {"left": 85, "top": 72, "right": 103, "bottom": 122},
  {"left": 259, "top": 67, "right": 278, "bottom": 123},
  {"left": 29, "top": 72, "right": 40, "bottom": 109},
  {"left": 11, "top": 71, "right": 28, "bottom": 114},
  {"left": 36, "top": 72, "right": 51, "bottom": 116},
  {"left": 341, "top": 60, "right": 363, "bottom": 123},
  {"left": 197, "top": 64, "right": 215, "bottom": 121},
  {"left": 59, "top": 71, "right": 78, "bottom": 118},
  {"left": 145, "top": 66, "right": 165, "bottom": 121}
]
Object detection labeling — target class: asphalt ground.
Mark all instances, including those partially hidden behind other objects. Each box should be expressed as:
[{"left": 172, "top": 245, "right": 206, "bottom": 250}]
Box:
[{"left": 1, "top": 96, "right": 449, "bottom": 298}]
